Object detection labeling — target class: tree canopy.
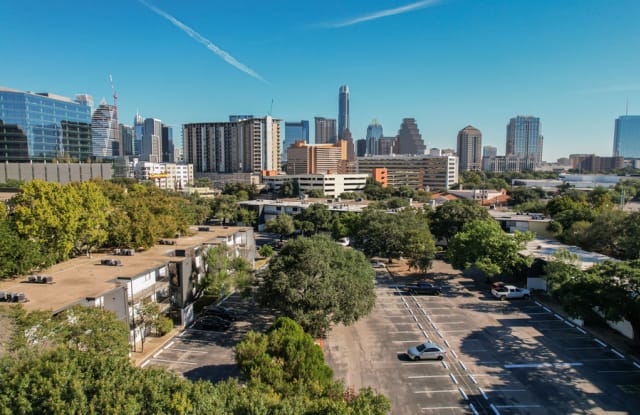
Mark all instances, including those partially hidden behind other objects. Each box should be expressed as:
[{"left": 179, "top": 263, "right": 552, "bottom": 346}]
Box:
[
  {"left": 429, "top": 199, "right": 492, "bottom": 244},
  {"left": 258, "top": 235, "right": 376, "bottom": 336},
  {"left": 447, "top": 220, "right": 534, "bottom": 278}
]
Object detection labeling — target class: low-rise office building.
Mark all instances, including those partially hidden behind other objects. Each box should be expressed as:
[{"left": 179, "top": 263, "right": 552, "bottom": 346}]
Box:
[{"left": 262, "top": 173, "right": 368, "bottom": 198}]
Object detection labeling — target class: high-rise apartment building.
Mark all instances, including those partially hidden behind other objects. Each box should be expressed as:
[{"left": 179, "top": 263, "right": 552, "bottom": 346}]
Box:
[
  {"left": 396, "top": 118, "right": 426, "bottom": 155},
  {"left": 506, "top": 116, "right": 543, "bottom": 165},
  {"left": 183, "top": 116, "right": 280, "bottom": 175},
  {"left": 92, "top": 99, "right": 118, "bottom": 158},
  {"left": 162, "top": 125, "right": 174, "bottom": 163},
  {"left": 613, "top": 115, "right": 640, "bottom": 158},
  {"left": 483, "top": 145, "right": 497, "bottom": 158},
  {"left": 283, "top": 120, "right": 309, "bottom": 161},
  {"left": 315, "top": 117, "right": 337, "bottom": 144},
  {"left": 366, "top": 119, "right": 383, "bottom": 155},
  {"left": 456, "top": 125, "right": 482, "bottom": 172},
  {"left": 338, "top": 85, "right": 350, "bottom": 140},
  {"left": 0, "top": 87, "right": 92, "bottom": 162},
  {"left": 142, "top": 118, "right": 162, "bottom": 163}
]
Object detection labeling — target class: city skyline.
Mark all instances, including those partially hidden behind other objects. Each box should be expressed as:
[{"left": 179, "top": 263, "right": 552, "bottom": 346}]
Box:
[{"left": 2, "top": 0, "right": 639, "bottom": 160}]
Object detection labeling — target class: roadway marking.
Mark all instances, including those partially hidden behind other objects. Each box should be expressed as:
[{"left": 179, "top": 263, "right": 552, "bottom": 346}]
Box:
[
  {"left": 564, "top": 320, "right": 575, "bottom": 328},
  {"left": 444, "top": 339, "right": 451, "bottom": 347},
  {"left": 450, "top": 350, "right": 459, "bottom": 358},
  {"left": 599, "top": 370, "right": 640, "bottom": 373},
  {"left": 470, "top": 403, "right": 480, "bottom": 415},
  {"left": 140, "top": 360, "right": 150, "bottom": 368},
  {"left": 439, "top": 329, "right": 469, "bottom": 333},
  {"left": 468, "top": 374, "right": 478, "bottom": 384},
  {"left": 442, "top": 360, "right": 448, "bottom": 369},
  {"left": 403, "top": 360, "right": 443, "bottom": 365},
  {"left": 594, "top": 338, "right": 608, "bottom": 347},
  {"left": 150, "top": 358, "right": 197, "bottom": 365},
  {"left": 490, "top": 403, "right": 500, "bottom": 415},
  {"left": 393, "top": 340, "right": 424, "bottom": 343},
  {"left": 414, "top": 389, "right": 459, "bottom": 394},
  {"left": 391, "top": 331, "right": 422, "bottom": 334},
  {"left": 566, "top": 346, "right": 606, "bottom": 350},
  {"left": 408, "top": 375, "right": 451, "bottom": 379},
  {"left": 543, "top": 306, "right": 552, "bottom": 313},
  {"left": 165, "top": 347, "right": 209, "bottom": 354},
  {"left": 576, "top": 326, "right": 587, "bottom": 334},
  {"left": 611, "top": 349, "right": 625, "bottom": 359},
  {"left": 437, "top": 321, "right": 466, "bottom": 325},
  {"left": 420, "top": 406, "right": 468, "bottom": 412},
  {"left": 450, "top": 373, "right": 459, "bottom": 384},
  {"left": 504, "top": 362, "right": 583, "bottom": 368},
  {"left": 634, "top": 362, "right": 640, "bottom": 369},
  {"left": 165, "top": 340, "right": 175, "bottom": 349},
  {"left": 458, "top": 387, "right": 468, "bottom": 400},
  {"left": 479, "top": 387, "right": 489, "bottom": 400},
  {"left": 459, "top": 360, "right": 467, "bottom": 371},
  {"left": 484, "top": 389, "right": 527, "bottom": 393}
]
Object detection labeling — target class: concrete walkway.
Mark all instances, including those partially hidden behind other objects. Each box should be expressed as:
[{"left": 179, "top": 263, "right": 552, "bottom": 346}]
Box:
[{"left": 130, "top": 326, "right": 183, "bottom": 367}]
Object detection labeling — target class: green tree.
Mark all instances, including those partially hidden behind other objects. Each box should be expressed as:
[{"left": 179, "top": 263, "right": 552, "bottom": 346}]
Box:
[
  {"left": 429, "top": 199, "right": 492, "bottom": 244},
  {"left": 508, "top": 187, "right": 545, "bottom": 206},
  {"left": 461, "top": 171, "right": 483, "bottom": 187},
  {"left": 265, "top": 214, "right": 295, "bottom": 241},
  {"left": 259, "top": 235, "right": 376, "bottom": 336},
  {"left": 258, "top": 244, "right": 273, "bottom": 257},
  {"left": 0, "top": 219, "right": 44, "bottom": 279},
  {"left": 279, "top": 179, "right": 300, "bottom": 198},
  {"left": 210, "top": 194, "right": 238, "bottom": 225},
  {"left": 71, "top": 181, "right": 110, "bottom": 255},
  {"left": 295, "top": 203, "right": 332, "bottom": 235},
  {"left": 447, "top": 220, "right": 534, "bottom": 279},
  {"left": 194, "top": 177, "right": 212, "bottom": 188}
]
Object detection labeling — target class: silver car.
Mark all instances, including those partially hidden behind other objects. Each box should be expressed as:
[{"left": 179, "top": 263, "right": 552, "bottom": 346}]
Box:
[{"left": 407, "top": 341, "right": 446, "bottom": 360}]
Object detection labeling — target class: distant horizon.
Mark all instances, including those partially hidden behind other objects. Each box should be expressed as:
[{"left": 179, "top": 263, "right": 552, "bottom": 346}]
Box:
[{"left": 2, "top": 0, "right": 639, "bottom": 161}]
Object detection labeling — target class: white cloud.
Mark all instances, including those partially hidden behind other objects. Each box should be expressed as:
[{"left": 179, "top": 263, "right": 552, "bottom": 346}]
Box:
[
  {"left": 327, "top": 0, "right": 441, "bottom": 28},
  {"left": 139, "top": 0, "right": 266, "bottom": 83}
]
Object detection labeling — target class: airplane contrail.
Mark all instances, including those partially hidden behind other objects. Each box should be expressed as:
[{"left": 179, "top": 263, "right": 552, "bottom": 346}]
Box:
[
  {"left": 138, "top": 0, "right": 266, "bottom": 83},
  {"left": 328, "top": 0, "right": 441, "bottom": 28}
]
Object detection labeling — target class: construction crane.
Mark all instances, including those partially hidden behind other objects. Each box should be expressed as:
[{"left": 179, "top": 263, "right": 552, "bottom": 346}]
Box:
[
  {"left": 268, "top": 98, "right": 274, "bottom": 116},
  {"left": 109, "top": 74, "right": 119, "bottom": 147}
]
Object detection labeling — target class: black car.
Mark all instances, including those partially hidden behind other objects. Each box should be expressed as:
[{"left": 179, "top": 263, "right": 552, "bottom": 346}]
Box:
[
  {"left": 403, "top": 282, "right": 442, "bottom": 295},
  {"left": 192, "top": 316, "right": 231, "bottom": 331},
  {"left": 201, "top": 306, "right": 238, "bottom": 321}
]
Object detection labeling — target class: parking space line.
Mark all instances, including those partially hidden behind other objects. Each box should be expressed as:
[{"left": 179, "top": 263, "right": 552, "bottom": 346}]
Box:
[
  {"left": 391, "top": 330, "right": 422, "bottom": 334},
  {"left": 634, "top": 362, "right": 640, "bottom": 369},
  {"left": 402, "top": 360, "right": 444, "bottom": 365},
  {"left": 140, "top": 360, "right": 150, "bottom": 368},
  {"left": 543, "top": 306, "right": 552, "bottom": 313},
  {"left": 490, "top": 403, "right": 500, "bottom": 415},
  {"left": 459, "top": 360, "right": 467, "bottom": 371},
  {"left": 458, "top": 387, "right": 468, "bottom": 400},
  {"left": 566, "top": 346, "right": 606, "bottom": 350},
  {"left": 165, "top": 341, "right": 175, "bottom": 349},
  {"left": 151, "top": 358, "right": 197, "bottom": 365},
  {"left": 470, "top": 403, "right": 480, "bottom": 415},
  {"left": 437, "top": 321, "right": 466, "bottom": 325},
  {"left": 575, "top": 326, "right": 587, "bottom": 334},
  {"left": 408, "top": 375, "right": 451, "bottom": 379},
  {"left": 444, "top": 339, "right": 450, "bottom": 347},
  {"left": 166, "top": 347, "right": 209, "bottom": 354},
  {"left": 611, "top": 349, "right": 625, "bottom": 359},
  {"left": 496, "top": 405, "right": 541, "bottom": 409},
  {"left": 594, "top": 338, "right": 608, "bottom": 347},
  {"left": 598, "top": 370, "right": 640, "bottom": 373},
  {"left": 420, "top": 406, "right": 468, "bottom": 412},
  {"left": 468, "top": 374, "right": 478, "bottom": 384},
  {"left": 554, "top": 313, "right": 564, "bottom": 320},
  {"left": 393, "top": 340, "right": 424, "bottom": 343},
  {"left": 484, "top": 389, "right": 527, "bottom": 393},
  {"left": 414, "top": 389, "right": 459, "bottom": 394},
  {"left": 440, "top": 329, "right": 470, "bottom": 333},
  {"left": 479, "top": 387, "right": 489, "bottom": 400},
  {"left": 564, "top": 320, "right": 575, "bottom": 328},
  {"left": 450, "top": 373, "right": 459, "bottom": 384}
]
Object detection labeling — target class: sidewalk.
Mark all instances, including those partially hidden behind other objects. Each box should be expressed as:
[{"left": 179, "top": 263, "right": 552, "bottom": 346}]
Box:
[{"left": 130, "top": 326, "right": 183, "bottom": 367}]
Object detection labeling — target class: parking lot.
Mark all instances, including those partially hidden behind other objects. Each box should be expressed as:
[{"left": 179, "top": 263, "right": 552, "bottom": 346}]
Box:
[
  {"left": 140, "top": 294, "right": 275, "bottom": 383},
  {"left": 323, "top": 264, "right": 640, "bottom": 414}
]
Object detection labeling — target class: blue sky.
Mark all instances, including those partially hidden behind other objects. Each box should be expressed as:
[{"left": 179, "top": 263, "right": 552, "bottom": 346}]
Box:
[{"left": 2, "top": 0, "right": 639, "bottom": 161}]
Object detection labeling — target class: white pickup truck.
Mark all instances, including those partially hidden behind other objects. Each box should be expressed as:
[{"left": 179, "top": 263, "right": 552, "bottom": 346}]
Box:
[{"left": 491, "top": 285, "right": 530, "bottom": 300}]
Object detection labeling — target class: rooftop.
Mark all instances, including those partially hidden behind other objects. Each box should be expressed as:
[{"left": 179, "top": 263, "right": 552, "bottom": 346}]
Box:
[
  {"left": 0, "top": 226, "right": 251, "bottom": 313},
  {"left": 521, "top": 238, "right": 614, "bottom": 270}
]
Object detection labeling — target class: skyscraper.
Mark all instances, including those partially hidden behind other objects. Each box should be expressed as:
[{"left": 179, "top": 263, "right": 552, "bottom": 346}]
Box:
[
  {"left": 133, "top": 112, "right": 144, "bottom": 156},
  {"left": 92, "top": 99, "right": 118, "bottom": 158},
  {"left": 0, "top": 87, "right": 92, "bottom": 162},
  {"left": 396, "top": 118, "right": 426, "bottom": 155},
  {"left": 456, "top": 126, "right": 483, "bottom": 172},
  {"left": 338, "top": 85, "right": 350, "bottom": 140},
  {"left": 162, "top": 125, "right": 174, "bottom": 163},
  {"left": 506, "top": 116, "right": 543, "bottom": 165},
  {"left": 366, "top": 119, "right": 383, "bottom": 155},
  {"left": 613, "top": 115, "right": 640, "bottom": 158},
  {"left": 142, "top": 118, "right": 162, "bottom": 162},
  {"left": 356, "top": 139, "right": 366, "bottom": 157},
  {"left": 315, "top": 117, "right": 337, "bottom": 144},
  {"left": 483, "top": 145, "right": 497, "bottom": 158},
  {"left": 283, "top": 120, "right": 309, "bottom": 161},
  {"left": 120, "top": 124, "right": 135, "bottom": 156}
]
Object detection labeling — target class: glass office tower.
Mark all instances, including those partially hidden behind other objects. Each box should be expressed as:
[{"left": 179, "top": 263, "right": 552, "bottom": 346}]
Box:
[
  {"left": 366, "top": 119, "right": 383, "bottom": 155},
  {"left": 506, "top": 116, "right": 543, "bottom": 165},
  {"left": 0, "top": 87, "right": 92, "bottom": 162},
  {"left": 338, "top": 85, "right": 350, "bottom": 140},
  {"left": 613, "top": 115, "right": 640, "bottom": 158},
  {"left": 283, "top": 120, "right": 309, "bottom": 162}
]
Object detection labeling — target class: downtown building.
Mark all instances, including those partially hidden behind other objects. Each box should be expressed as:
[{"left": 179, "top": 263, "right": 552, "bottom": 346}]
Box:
[
  {"left": 314, "top": 117, "right": 337, "bottom": 144},
  {"left": 613, "top": 115, "right": 640, "bottom": 159},
  {"left": 91, "top": 99, "right": 119, "bottom": 158},
  {"left": 338, "top": 85, "right": 350, "bottom": 140},
  {"left": 357, "top": 154, "right": 458, "bottom": 191},
  {"left": 396, "top": 118, "right": 426, "bottom": 155},
  {"left": 456, "top": 125, "right": 482, "bottom": 172},
  {"left": 0, "top": 87, "right": 92, "bottom": 162},
  {"left": 183, "top": 116, "right": 280, "bottom": 176},
  {"left": 506, "top": 116, "right": 543, "bottom": 166},
  {"left": 569, "top": 154, "right": 624, "bottom": 172},
  {"left": 366, "top": 119, "right": 383, "bottom": 156},
  {"left": 482, "top": 154, "right": 537, "bottom": 173},
  {"left": 282, "top": 120, "right": 309, "bottom": 162}
]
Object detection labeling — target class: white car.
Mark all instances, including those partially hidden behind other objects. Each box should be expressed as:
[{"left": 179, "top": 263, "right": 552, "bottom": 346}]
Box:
[{"left": 407, "top": 342, "right": 446, "bottom": 360}]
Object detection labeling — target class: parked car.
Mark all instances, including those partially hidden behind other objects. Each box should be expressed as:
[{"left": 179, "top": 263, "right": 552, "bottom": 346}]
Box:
[
  {"left": 370, "top": 260, "right": 386, "bottom": 269},
  {"left": 491, "top": 284, "right": 530, "bottom": 300},
  {"left": 407, "top": 341, "right": 446, "bottom": 360},
  {"left": 402, "top": 281, "right": 442, "bottom": 295},
  {"left": 201, "top": 305, "right": 238, "bottom": 321},
  {"left": 192, "top": 316, "right": 231, "bottom": 331}
]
